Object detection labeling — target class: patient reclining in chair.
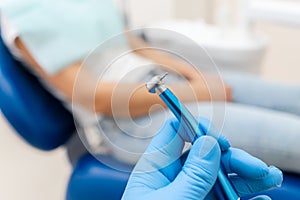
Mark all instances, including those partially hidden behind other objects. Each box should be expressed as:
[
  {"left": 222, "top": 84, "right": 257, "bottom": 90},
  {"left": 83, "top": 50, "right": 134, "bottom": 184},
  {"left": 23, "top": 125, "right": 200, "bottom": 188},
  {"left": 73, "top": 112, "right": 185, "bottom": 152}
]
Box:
[{"left": 1, "top": 0, "right": 300, "bottom": 173}]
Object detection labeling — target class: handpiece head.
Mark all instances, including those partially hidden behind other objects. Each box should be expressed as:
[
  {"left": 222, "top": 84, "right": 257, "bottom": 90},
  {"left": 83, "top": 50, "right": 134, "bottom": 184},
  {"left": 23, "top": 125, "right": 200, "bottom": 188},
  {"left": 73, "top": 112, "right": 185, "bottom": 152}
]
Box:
[{"left": 146, "top": 72, "right": 168, "bottom": 94}]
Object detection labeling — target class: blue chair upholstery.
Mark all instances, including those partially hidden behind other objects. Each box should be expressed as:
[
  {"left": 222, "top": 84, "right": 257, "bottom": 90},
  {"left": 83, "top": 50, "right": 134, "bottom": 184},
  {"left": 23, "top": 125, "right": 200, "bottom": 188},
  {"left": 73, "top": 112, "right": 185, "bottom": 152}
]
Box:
[
  {"left": 0, "top": 31, "right": 74, "bottom": 150},
  {"left": 244, "top": 173, "right": 300, "bottom": 200},
  {"left": 1, "top": 29, "right": 300, "bottom": 199},
  {"left": 68, "top": 155, "right": 300, "bottom": 200},
  {"left": 66, "top": 154, "right": 131, "bottom": 200}
]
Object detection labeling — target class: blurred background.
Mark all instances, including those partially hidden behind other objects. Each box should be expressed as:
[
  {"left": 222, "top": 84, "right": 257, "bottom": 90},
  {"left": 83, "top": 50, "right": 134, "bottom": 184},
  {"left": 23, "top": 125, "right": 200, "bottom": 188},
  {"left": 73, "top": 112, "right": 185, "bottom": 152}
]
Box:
[
  {"left": 124, "top": 0, "right": 300, "bottom": 82},
  {"left": 1, "top": 0, "right": 299, "bottom": 199}
]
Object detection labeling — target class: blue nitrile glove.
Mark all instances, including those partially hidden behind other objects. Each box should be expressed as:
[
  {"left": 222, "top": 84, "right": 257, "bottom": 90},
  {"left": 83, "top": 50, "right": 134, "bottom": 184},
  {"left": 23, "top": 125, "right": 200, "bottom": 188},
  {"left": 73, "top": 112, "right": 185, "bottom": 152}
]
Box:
[{"left": 122, "top": 118, "right": 283, "bottom": 200}]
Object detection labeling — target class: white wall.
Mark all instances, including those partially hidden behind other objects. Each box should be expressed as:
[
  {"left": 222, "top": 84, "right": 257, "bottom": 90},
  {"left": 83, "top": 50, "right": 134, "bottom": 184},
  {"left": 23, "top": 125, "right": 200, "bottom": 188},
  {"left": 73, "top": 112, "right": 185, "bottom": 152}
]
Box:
[
  {"left": 126, "top": 0, "right": 214, "bottom": 27},
  {"left": 126, "top": 0, "right": 174, "bottom": 27},
  {"left": 173, "top": 0, "right": 214, "bottom": 22},
  {"left": 257, "top": 22, "right": 300, "bottom": 83},
  {"left": 0, "top": 112, "right": 71, "bottom": 200}
]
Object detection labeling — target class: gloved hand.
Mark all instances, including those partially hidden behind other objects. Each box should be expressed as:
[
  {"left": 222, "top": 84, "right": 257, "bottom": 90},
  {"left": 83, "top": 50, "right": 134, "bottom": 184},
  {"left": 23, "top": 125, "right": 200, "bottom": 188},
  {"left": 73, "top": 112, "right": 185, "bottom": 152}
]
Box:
[{"left": 122, "top": 118, "right": 283, "bottom": 200}]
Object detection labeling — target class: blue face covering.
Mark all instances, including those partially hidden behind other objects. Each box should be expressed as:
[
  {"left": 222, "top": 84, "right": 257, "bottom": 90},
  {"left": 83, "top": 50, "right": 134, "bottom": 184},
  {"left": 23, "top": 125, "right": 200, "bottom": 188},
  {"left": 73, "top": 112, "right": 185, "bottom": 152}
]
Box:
[{"left": 0, "top": 0, "right": 126, "bottom": 74}]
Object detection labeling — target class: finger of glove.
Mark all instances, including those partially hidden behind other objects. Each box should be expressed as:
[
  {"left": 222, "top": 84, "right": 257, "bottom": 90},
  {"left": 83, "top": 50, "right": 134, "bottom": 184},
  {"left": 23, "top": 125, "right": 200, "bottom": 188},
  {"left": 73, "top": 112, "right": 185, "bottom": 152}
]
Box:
[
  {"left": 198, "top": 117, "right": 230, "bottom": 151},
  {"left": 229, "top": 166, "right": 283, "bottom": 196},
  {"left": 221, "top": 148, "right": 269, "bottom": 179},
  {"left": 169, "top": 136, "right": 221, "bottom": 200},
  {"left": 250, "top": 195, "right": 272, "bottom": 200}
]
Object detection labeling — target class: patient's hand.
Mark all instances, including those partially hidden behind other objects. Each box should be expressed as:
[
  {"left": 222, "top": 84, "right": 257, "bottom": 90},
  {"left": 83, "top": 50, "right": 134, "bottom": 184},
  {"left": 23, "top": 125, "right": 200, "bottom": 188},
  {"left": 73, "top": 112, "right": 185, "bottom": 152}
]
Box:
[{"left": 189, "top": 74, "right": 232, "bottom": 102}]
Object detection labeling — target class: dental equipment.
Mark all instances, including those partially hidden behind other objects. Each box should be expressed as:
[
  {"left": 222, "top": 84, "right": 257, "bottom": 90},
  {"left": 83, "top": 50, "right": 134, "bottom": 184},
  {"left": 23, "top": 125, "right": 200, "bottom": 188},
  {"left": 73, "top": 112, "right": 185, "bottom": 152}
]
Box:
[{"left": 146, "top": 73, "right": 239, "bottom": 200}]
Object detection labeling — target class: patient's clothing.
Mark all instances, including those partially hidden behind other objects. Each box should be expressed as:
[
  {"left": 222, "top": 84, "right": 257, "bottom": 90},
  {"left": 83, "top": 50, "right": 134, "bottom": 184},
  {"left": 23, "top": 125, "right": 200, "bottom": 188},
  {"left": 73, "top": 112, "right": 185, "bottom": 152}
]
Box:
[
  {"left": 1, "top": 0, "right": 300, "bottom": 172},
  {"left": 104, "top": 101, "right": 300, "bottom": 173},
  {"left": 0, "top": 0, "right": 125, "bottom": 74},
  {"left": 223, "top": 72, "right": 300, "bottom": 117}
]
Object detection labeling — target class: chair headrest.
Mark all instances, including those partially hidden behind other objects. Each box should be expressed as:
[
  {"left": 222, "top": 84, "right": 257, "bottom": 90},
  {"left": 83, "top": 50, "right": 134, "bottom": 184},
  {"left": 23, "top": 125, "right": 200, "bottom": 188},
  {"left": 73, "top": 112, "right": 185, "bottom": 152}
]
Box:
[{"left": 0, "top": 32, "right": 75, "bottom": 150}]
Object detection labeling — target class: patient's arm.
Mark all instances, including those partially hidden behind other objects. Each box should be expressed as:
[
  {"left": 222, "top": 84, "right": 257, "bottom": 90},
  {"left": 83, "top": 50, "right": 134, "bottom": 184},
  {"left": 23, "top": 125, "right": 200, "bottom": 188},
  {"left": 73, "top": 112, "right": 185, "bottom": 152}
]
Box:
[
  {"left": 127, "top": 33, "right": 200, "bottom": 81},
  {"left": 127, "top": 34, "right": 232, "bottom": 102},
  {"left": 16, "top": 38, "right": 222, "bottom": 117}
]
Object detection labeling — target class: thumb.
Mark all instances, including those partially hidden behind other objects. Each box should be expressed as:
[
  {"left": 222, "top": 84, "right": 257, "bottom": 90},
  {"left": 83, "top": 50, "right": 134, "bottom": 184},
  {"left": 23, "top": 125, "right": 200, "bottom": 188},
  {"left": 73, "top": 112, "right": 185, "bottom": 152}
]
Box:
[{"left": 168, "top": 136, "right": 221, "bottom": 200}]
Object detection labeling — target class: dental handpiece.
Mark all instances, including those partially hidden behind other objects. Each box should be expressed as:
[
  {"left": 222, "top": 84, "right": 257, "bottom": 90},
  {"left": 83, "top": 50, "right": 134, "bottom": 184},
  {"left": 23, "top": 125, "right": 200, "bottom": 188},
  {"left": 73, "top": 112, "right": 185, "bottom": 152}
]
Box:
[{"left": 146, "top": 73, "right": 240, "bottom": 200}]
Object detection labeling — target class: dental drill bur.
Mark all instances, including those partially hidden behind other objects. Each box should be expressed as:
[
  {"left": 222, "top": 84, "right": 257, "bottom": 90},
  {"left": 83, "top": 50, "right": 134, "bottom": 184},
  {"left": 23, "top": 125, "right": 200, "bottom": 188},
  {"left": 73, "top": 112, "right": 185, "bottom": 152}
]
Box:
[{"left": 146, "top": 73, "right": 240, "bottom": 200}]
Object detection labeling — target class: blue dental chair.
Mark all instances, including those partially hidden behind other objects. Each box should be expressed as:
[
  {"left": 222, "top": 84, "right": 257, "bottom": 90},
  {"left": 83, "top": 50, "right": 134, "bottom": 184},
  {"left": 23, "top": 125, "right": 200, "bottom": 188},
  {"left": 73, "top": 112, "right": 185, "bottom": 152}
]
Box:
[
  {"left": 0, "top": 31, "right": 130, "bottom": 199},
  {"left": 0, "top": 32, "right": 299, "bottom": 199}
]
